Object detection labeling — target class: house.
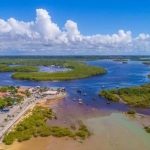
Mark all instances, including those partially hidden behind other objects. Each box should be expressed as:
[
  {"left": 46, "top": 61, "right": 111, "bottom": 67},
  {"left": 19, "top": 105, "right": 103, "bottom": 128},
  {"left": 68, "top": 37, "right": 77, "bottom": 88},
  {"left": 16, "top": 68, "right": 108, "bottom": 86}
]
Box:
[
  {"left": 28, "top": 88, "right": 34, "bottom": 93},
  {"left": 0, "top": 92, "right": 6, "bottom": 98},
  {"left": 15, "top": 93, "right": 26, "bottom": 97},
  {"left": 18, "top": 88, "right": 28, "bottom": 93},
  {"left": 42, "top": 90, "right": 58, "bottom": 96}
]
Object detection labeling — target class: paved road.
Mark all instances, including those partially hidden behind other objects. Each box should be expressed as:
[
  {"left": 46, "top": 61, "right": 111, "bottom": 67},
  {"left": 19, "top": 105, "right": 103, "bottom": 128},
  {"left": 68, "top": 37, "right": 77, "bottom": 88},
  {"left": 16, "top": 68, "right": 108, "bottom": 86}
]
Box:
[
  {"left": 0, "top": 92, "right": 65, "bottom": 142},
  {"left": 0, "top": 96, "right": 37, "bottom": 141}
]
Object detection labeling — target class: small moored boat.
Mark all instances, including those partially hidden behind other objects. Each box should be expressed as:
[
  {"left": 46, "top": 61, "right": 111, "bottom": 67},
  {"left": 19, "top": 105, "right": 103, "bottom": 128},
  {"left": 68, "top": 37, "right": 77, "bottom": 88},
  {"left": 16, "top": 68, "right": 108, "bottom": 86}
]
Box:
[
  {"left": 102, "top": 85, "right": 105, "bottom": 88},
  {"left": 84, "top": 93, "right": 87, "bottom": 96},
  {"left": 77, "top": 90, "right": 81, "bottom": 93},
  {"left": 79, "top": 101, "right": 83, "bottom": 104}
]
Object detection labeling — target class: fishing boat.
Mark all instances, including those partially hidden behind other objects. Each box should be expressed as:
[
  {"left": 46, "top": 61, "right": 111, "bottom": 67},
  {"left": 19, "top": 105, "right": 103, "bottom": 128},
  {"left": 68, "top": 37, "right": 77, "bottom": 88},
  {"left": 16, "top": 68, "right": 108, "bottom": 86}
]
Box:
[
  {"left": 102, "top": 85, "right": 105, "bottom": 88},
  {"left": 79, "top": 99, "right": 82, "bottom": 101},
  {"left": 79, "top": 101, "right": 83, "bottom": 104},
  {"left": 107, "top": 102, "right": 110, "bottom": 104},
  {"left": 93, "top": 98, "right": 96, "bottom": 100},
  {"left": 116, "top": 86, "right": 119, "bottom": 89},
  {"left": 84, "top": 93, "right": 87, "bottom": 96},
  {"left": 77, "top": 90, "right": 81, "bottom": 93},
  {"left": 73, "top": 98, "right": 76, "bottom": 101}
]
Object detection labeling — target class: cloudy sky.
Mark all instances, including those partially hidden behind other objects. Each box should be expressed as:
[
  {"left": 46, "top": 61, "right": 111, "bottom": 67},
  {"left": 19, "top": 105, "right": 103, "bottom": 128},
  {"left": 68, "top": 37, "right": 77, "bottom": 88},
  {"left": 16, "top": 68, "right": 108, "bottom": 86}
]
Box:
[{"left": 0, "top": 0, "right": 150, "bottom": 55}]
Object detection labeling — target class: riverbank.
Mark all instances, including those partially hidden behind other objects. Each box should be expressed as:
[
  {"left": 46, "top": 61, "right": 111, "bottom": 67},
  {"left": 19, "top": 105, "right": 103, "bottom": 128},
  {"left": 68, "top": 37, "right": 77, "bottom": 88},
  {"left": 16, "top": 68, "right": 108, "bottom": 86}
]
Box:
[{"left": 2, "top": 112, "right": 150, "bottom": 150}]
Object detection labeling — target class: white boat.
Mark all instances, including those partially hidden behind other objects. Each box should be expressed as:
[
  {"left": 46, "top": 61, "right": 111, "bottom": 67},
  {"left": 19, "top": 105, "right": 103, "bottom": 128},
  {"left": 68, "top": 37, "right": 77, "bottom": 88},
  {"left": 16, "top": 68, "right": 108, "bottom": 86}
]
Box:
[
  {"left": 79, "top": 99, "right": 82, "bottom": 101},
  {"left": 79, "top": 101, "right": 83, "bottom": 104},
  {"left": 84, "top": 93, "right": 87, "bottom": 96}
]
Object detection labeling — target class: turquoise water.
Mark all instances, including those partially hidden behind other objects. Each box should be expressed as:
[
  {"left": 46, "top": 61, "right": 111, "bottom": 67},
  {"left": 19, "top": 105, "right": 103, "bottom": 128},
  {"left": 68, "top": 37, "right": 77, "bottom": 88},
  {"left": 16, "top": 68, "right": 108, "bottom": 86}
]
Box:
[{"left": 86, "top": 113, "right": 150, "bottom": 150}]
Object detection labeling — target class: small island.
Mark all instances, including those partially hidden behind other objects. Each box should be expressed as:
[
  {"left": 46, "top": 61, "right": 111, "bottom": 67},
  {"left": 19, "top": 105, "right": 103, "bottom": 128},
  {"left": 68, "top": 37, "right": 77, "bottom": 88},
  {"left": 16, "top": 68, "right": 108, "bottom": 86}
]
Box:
[
  {"left": 0, "top": 59, "right": 107, "bottom": 81},
  {"left": 11, "top": 61, "right": 107, "bottom": 81},
  {"left": 0, "top": 64, "right": 39, "bottom": 72},
  {"left": 99, "top": 83, "right": 150, "bottom": 107}
]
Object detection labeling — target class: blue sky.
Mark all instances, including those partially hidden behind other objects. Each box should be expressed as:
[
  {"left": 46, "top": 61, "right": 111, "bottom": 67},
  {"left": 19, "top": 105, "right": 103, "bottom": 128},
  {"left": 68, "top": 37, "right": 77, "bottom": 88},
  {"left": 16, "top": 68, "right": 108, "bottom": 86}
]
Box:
[{"left": 0, "top": 0, "right": 150, "bottom": 55}]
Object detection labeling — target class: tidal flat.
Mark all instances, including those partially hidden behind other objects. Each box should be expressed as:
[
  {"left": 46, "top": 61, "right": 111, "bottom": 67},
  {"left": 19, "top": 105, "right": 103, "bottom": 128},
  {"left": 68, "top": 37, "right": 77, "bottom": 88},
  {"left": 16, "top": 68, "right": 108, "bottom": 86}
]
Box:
[{"left": 2, "top": 99, "right": 150, "bottom": 150}]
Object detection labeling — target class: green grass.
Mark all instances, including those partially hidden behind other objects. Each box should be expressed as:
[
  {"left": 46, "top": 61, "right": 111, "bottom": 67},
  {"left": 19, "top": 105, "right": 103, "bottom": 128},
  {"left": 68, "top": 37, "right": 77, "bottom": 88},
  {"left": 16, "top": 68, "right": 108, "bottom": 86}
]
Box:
[{"left": 12, "top": 61, "right": 107, "bottom": 81}]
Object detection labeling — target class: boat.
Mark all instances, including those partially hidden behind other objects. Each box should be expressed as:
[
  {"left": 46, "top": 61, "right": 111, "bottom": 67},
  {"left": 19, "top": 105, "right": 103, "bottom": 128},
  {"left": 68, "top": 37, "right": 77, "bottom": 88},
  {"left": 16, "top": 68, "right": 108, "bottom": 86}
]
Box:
[
  {"left": 116, "top": 86, "right": 119, "bottom": 89},
  {"left": 92, "top": 108, "right": 94, "bottom": 111},
  {"left": 102, "top": 85, "right": 105, "bottom": 89},
  {"left": 73, "top": 98, "right": 76, "bottom": 101},
  {"left": 107, "top": 102, "right": 110, "bottom": 104},
  {"left": 93, "top": 98, "right": 96, "bottom": 100},
  {"left": 79, "top": 101, "right": 83, "bottom": 104},
  {"left": 79, "top": 99, "right": 82, "bottom": 101},
  {"left": 78, "top": 140, "right": 83, "bottom": 143},
  {"left": 62, "top": 87, "right": 65, "bottom": 90},
  {"left": 84, "top": 93, "right": 87, "bottom": 96},
  {"left": 77, "top": 90, "right": 81, "bottom": 93}
]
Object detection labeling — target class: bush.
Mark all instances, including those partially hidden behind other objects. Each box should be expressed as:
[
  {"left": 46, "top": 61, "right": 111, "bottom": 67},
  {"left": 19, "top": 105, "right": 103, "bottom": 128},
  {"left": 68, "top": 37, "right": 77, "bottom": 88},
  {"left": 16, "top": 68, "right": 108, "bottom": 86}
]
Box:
[
  {"left": 99, "top": 83, "right": 150, "bottom": 107},
  {"left": 76, "top": 130, "right": 87, "bottom": 140},
  {"left": 127, "top": 110, "right": 136, "bottom": 115}
]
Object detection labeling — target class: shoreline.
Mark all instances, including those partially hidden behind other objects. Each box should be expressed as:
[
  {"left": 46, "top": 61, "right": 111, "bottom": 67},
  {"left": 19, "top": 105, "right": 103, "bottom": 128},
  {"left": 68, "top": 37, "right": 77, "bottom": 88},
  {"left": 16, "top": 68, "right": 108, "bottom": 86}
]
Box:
[
  {"left": 2, "top": 111, "right": 150, "bottom": 150},
  {"left": 0, "top": 92, "right": 66, "bottom": 149}
]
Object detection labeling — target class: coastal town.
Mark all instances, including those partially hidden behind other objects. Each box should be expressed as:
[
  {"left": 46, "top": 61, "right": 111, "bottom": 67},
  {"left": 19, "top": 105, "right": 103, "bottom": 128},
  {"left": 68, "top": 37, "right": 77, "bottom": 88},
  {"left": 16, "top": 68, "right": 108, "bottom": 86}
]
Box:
[{"left": 0, "top": 85, "right": 66, "bottom": 142}]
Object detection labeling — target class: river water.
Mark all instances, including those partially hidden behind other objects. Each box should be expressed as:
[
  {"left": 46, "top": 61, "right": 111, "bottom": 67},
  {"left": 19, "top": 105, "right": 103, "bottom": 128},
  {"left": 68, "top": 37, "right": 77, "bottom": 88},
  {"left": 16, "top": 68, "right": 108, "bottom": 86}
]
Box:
[{"left": 2, "top": 60, "right": 150, "bottom": 115}]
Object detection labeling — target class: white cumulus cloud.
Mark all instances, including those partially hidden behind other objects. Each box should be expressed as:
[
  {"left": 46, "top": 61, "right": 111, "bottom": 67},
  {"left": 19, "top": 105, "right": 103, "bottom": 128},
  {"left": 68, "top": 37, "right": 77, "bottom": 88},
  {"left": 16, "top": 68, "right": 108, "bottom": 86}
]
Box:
[{"left": 0, "top": 8, "right": 149, "bottom": 54}]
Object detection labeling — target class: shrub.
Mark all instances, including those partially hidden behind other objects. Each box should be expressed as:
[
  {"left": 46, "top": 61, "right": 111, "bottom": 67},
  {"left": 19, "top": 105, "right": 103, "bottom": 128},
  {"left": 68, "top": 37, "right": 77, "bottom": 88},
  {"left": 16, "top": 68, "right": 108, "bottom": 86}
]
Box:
[{"left": 127, "top": 110, "right": 136, "bottom": 115}]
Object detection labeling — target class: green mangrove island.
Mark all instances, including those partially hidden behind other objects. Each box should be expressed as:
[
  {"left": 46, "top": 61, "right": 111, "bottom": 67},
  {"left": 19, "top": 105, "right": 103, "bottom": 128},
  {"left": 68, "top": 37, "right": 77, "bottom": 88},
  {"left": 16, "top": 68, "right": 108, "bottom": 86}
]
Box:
[
  {"left": 0, "top": 64, "right": 39, "bottom": 72},
  {"left": 11, "top": 61, "right": 107, "bottom": 81},
  {"left": 0, "top": 58, "right": 107, "bottom": 81},
  {"left": 3, "top": 106, "right": 91, "bottom": 145},
  {"left": 99, "top": 83, "right": 150, "bottom": 107}
]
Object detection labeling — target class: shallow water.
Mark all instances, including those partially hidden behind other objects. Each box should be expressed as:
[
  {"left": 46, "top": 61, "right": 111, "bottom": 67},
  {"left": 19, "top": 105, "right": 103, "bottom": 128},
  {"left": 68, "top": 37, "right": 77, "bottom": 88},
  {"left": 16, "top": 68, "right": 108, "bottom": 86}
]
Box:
[
  {"left": 86, "top": 113, "right": 150, "bottom": 150},
  {"left": 5, "top": 113, "right": 150, "bottom": 150}
]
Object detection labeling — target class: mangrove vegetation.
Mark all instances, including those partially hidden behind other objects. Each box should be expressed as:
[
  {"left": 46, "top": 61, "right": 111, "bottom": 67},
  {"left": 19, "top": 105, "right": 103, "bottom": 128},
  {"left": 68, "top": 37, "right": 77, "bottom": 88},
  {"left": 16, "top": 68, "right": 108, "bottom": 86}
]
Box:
[
  {"left": 3, "top": 106, "right": 91, "bottom": 145},
  {"left": 12, "top": 61, "right": 107, "bottom": 81},
  {"left": 0, "top": 64, "right": 39, "bottom": 72},
  {"left": 99, "top": 83, "right": 150, "bottom": 107}
]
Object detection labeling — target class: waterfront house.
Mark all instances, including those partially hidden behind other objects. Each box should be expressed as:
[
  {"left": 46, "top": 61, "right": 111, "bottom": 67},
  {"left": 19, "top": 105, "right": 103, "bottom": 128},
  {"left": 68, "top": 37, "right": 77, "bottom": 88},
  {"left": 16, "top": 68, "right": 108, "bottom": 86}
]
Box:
[
  {"left": 42, "top": 90, "right": 58, "bottom": 96},
  {"left": 0, "top": 92, "right": 6, "bottom": 98},
  {"left": 18, "top": 88, "right": 28, "bottom": 93}
]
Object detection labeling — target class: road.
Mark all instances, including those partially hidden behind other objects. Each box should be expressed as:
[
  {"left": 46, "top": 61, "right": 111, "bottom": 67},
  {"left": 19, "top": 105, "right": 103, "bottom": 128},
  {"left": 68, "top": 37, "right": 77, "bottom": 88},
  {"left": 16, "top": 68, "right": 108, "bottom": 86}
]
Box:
[{"left": 0, "top": 92, "right": 66, "bottom": 142}]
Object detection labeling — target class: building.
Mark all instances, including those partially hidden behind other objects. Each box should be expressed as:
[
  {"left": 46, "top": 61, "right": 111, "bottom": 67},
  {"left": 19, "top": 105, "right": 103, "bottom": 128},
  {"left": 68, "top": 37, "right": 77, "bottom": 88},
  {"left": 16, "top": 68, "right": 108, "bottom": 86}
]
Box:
[
  {"left": 42, "top": 90, "right": 58, "bottom": 96},
  {"left": 18, "top": 88, "right": 28, "bottom": 93}
]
